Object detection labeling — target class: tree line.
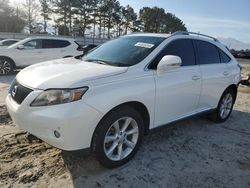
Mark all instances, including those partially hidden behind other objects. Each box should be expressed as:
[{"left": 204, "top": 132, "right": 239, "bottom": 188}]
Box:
[{"left": 0, "top": 0, "right": 187, "bottom": 38}]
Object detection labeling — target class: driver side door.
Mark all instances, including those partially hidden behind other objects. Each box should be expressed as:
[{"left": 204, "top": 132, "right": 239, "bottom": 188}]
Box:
[{"left": 153, "top": 39, "right": 202, "bottom": 127}]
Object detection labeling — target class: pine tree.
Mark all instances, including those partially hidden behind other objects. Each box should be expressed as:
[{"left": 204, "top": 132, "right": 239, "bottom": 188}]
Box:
[{"left": 39, "top": 0, "right": 51, "bottom": 33}]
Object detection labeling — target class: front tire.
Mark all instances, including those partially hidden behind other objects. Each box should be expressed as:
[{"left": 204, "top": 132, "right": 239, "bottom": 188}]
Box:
[
  {"left": 211, "top": 89, "right": 236, "bottom": 123},
  {"left": 0, "top": 57, "right": 14, "bottom": 75},
  {"left": 92, "top": 106, "right": 144, "bottom": 168}
]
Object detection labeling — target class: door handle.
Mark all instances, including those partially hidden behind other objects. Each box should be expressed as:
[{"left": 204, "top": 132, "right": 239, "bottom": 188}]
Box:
[
  {"left": 223, "top": 71, "right": 229, "bottom": 76},
  {"left": 37, "top": 51, "right": 43, "bottom": 53},
  {"left": 192, "top": 75, "right": 201, "bottom": 81}
]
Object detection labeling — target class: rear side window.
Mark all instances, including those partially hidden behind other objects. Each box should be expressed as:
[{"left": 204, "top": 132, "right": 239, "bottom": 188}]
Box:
[
  {"left": 218, "top": 48, "right": 231, "bottom": 63},
  {"left": 42, "top": 39, "right": 70, "bottom": 48},
  {"left": 195, "top": 40, "right": 220, "bottom": 65},
  {"left": 150, "top": 39, "right": 196, "bottom": 68}
]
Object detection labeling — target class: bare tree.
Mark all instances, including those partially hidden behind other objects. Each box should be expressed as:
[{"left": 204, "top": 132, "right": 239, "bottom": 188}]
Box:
[
  {"left": 21, "top": 0, "right": 40, "bottom": 33},
  {"left": 0, "top": 0, "right": 26, "bottom": 33}
]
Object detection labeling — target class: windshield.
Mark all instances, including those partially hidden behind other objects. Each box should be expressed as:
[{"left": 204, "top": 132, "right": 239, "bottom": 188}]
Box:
[
  {"left": 7, "top": 38, "right": 31, "bottom": 49},
  {"left": 0, "top": 39, "right": 18, "bottom": 46},
  {"left": 83, "top": 36, "right": 165, "bottom": 67}
]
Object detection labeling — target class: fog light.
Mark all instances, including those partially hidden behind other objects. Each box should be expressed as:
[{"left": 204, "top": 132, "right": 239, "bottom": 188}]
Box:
[{"left": 54, "top": 130, "right": 61, "bottom": 138}]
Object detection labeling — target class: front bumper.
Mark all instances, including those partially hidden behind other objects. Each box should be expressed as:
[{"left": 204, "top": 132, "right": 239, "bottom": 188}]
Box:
[{"left": 6, "top": 91, "right": 103, "bottom": 150}]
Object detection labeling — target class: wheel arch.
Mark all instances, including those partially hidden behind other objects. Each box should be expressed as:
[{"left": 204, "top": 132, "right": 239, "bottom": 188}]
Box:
[
  {"left": 212, "top": 84, "right": 238, "bottom": 123},
  {"left": 225, "top": 84, "right": 238, "bottom": 103},
  {"left": 0, "top": 56, "right": 16, "bottom": 68},
  {"left": 91, "top": 101, "right": 150, "bottom": 150},
  {"left": 121, "top": 101, "right": 150, "bottom": 134}
]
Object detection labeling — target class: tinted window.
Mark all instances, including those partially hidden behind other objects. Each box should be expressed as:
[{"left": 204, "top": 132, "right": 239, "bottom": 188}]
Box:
[
  {"left": 195, "top": 40, "right": 220, "bottom": 64},
  {"left": 149, "top": 39, "right": 195, "bottom": 68},
  {"left": 42, "top": 39, "right": 70, "bottom": 48},
  {"left": 83, "top": 36, "right": 165, "bottom": 67},
  {"left": 219, "top": 49, "right": 231, "bottom": 63},
  {"left": 23, "top": 39, "right": 42, "bottom": 49},
  {"left": 164, "top": 39, "right": 195, "bottom": 66}
]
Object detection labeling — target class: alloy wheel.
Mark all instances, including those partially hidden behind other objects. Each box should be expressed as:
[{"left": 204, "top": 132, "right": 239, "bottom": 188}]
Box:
[
  {"left": 219, "top": 93, "right": 233, "bottom": 119},
  {"left": 0, "top": 60, "right": 11, "bottom": 75},
  {"left": 103, "top": 117, "right": 139, "bottom": 161}
]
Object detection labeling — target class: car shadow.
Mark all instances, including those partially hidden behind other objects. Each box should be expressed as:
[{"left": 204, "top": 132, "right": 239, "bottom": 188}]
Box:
[
  {"left": 61, "top": 110, "right": 250, "bottom": 187},
  {"left": 0, "top": 71, "right": 18, "bottom": 85}
]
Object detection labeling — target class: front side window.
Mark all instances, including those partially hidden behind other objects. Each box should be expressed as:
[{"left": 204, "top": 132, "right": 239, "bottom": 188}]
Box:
[
  {"left": 23, "top": 39, "right": 42, "bottom": 49},
  {"left": 195, "top": 40, "right": 220, "bottom": 65},
  {"left": 83, "top": 36, "right": 166, "bottom": 67},
  {"left": 42, "top": 39, "right": 71, "bottom": 48},
  {"left": 149, "top": 39, "right": 196, "bottom": 68}
]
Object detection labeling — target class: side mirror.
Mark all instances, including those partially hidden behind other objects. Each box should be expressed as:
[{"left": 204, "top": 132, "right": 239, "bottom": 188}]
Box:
[
  {"left": 17, "top": 45, "right": 25, "bottom": 50},
  {"left": 157, "top": 55, "right": 182, "bottom": 73}
]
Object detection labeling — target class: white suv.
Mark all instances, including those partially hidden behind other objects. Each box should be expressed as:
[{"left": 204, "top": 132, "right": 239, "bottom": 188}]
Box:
[
  {"left": 0, "top": 37, "right": 83, "bottom": 75},
  {"left": 6, "top": 32, "right": 241, "bottom": 168}
]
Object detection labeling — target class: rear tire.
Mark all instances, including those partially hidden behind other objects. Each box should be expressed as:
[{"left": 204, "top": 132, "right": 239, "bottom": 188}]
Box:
[
  {"left": 0, "top": 57, "right": 14, "bottom": 75},
  {"left": 92, "top": 106, "right": 144, "bottom": 168},
  {"left": 211, "top": 88, "right": 236, "bottom": 123}
]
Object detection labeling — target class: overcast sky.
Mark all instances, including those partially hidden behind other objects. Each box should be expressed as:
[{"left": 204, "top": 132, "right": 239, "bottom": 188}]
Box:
[{"left": 9, "top": 0, "right": 250, "bottom": 43}]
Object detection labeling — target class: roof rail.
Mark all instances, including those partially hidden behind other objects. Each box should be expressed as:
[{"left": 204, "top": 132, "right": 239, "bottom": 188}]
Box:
[{"left": 172, "top": 31, "right": 219, "bottom": 42}]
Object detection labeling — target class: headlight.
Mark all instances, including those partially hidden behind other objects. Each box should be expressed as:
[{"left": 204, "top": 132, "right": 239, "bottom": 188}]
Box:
[{"left": 30, "top": 87, "right": 88, "bottom": 106}]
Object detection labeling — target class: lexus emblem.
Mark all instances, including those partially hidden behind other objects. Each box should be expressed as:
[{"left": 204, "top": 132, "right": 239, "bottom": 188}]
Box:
[{"left": 12, "top": 85, "right": 18, "bottom": 97}]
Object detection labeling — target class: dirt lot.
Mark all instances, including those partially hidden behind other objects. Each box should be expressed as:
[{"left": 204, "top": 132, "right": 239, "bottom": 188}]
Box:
[{"left": 0, "top": 60, "right": 250, "bottom": 188}]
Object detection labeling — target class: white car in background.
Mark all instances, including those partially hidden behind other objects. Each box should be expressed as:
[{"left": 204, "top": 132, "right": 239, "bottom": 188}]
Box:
[
  {"left": 0, "top": 37, "right": 83, "bottom": 75},
  {"left": 0, "top": 39, "right": 20, "bottom": 48},
  {"left": 6, "top": 32, "right": 241, "bottom": 168}
]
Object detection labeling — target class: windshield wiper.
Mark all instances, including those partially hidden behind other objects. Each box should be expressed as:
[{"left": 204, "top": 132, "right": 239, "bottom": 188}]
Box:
[
  {"left": 84, "top": 59, "right": 112, "bottom": 66},
  {"left": 84, "top": 59, "right": 130, "bottom": 67},
  {"left": 108, "top": 62, "right": 130, "bottom": 67}
]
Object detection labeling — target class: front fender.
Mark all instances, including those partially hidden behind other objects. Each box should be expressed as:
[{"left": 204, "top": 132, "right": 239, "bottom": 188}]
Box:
[{"left": 83, "top": 74, "right": 156, "bottom": 129}]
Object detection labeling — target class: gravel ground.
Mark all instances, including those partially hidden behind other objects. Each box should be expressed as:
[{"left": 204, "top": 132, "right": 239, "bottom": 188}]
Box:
[{"left": 0, "top": 60, "right": 249, "bottom": 188}]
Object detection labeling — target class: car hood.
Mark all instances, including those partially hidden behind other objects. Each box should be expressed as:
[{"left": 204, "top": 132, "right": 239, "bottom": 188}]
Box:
[{"left": 16, "top": 58, "right": 128, "bottom": 89}]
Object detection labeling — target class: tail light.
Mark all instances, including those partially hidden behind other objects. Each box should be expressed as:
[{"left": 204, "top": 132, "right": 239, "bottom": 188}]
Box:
[{"left": 237, "top": 63, "right": 242, "bottom": 70}]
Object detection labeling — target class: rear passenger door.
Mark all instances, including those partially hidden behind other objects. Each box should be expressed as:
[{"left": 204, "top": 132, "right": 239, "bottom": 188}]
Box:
[
  {"left": 153, "top": 39, "right": 202, "bottom": 126},
  {"left": 40, "top": 39, "right": 71, "bottom": 61},
  {"left": 194, "top": 39, "right": 231, "bottom": 111}
]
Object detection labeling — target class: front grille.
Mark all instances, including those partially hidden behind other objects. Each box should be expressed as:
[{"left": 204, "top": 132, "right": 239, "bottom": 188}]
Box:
[{"left": 9, "top": 80, "right": 33, "bottom": 104}]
